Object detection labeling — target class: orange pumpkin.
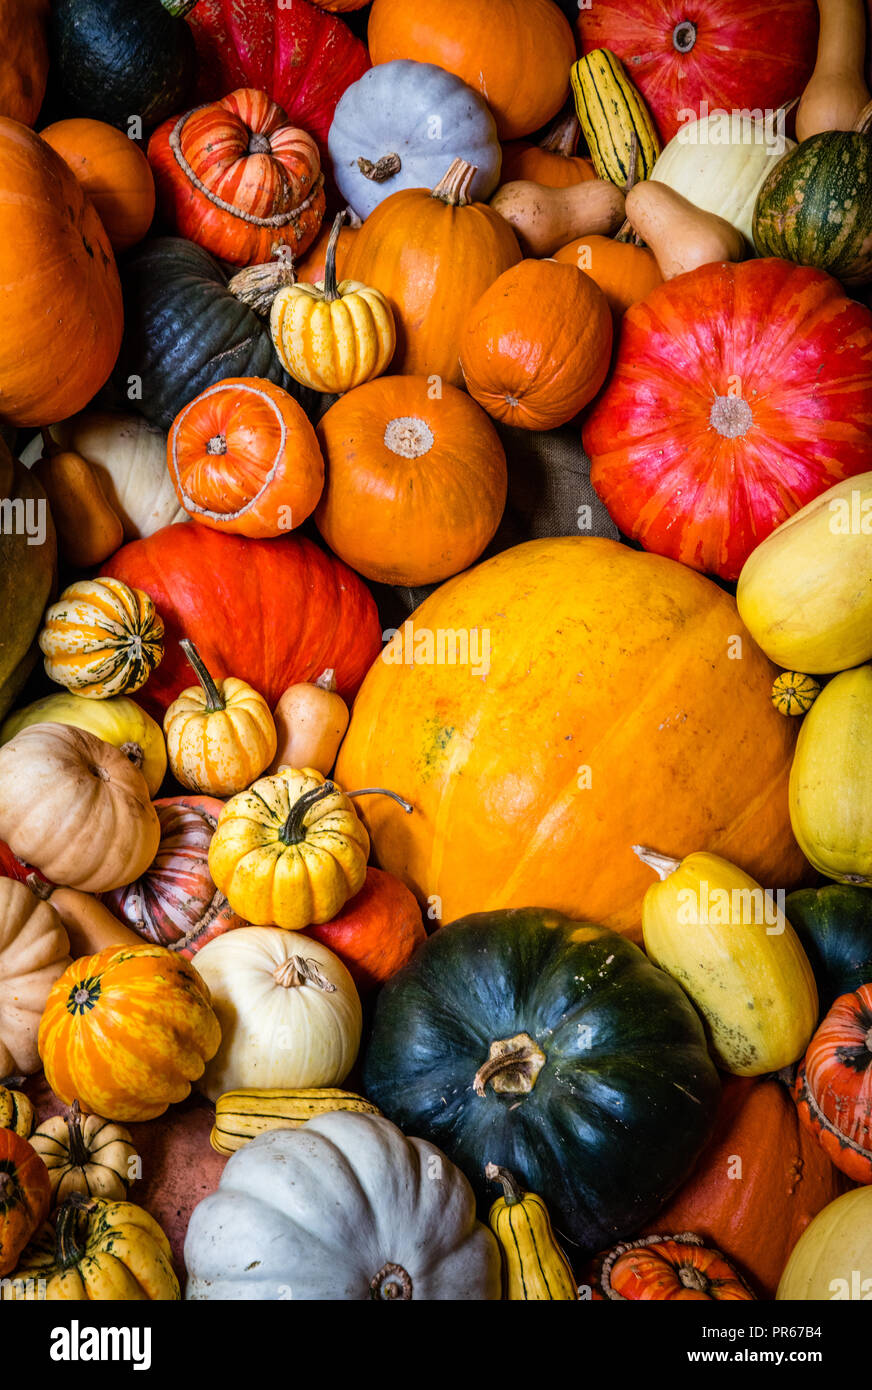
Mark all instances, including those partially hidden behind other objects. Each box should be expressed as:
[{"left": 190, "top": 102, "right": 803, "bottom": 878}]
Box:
[
  {"left": 167, "top": 376, "right": 324, "bottom": 538},
  {"left": 0, "top": 120, "right": 122, "bottom": 426},
  {"left": 552, "top": 235, "right": 663, "bottom": 323},
  {"left": 40, "top": 119, "right": 156, "bottom": 254},
  {"left": 38, "top": 945, "right": 222, "bottom": 1124},
  {"left": 304, "top": 866, "right": 426, "bottom": 993},
  {"left": 0, "top": 0, "right": 48, "bottom": 127},
  {"left": 460, "top": 260, "right": 613, "bottom": 429},
  {"left": 294, "top": 219, "right": 358, "bottom": 285},
  {"left": 501, "top": 111, "right": 596, "bottom": 188},
  {"left": 0, "top": 1131, "right": 50, "bottom": 1277},
  {"left": 148, "top": 87, "right": 325, "bottom": 267},
  {"left": 597, "top": 1234, "right": 755, "bottom": 1301},
  {"left": 341, "top": 158, "right": 522, "bottom": 388},
  {"left": 315, "top": 375, "right": 507, "bottom": 586}
]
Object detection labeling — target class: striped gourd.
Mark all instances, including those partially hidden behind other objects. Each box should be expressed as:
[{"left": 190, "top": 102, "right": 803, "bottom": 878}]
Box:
[
  {"left": 38, "top": 577, "right": 164, "bottom": 699},
  {"left": 485, "top": 1165, "right": 577, "bottom": 1300},
  {"left": 211, "top": 1088, "right": 381, "bottom": 1154},
  {"left": 571, "top": 49, "right": 660, "bottom": 188},
  {"left": 0, "top": 1082, "right": 34, "bottom": 1138}
]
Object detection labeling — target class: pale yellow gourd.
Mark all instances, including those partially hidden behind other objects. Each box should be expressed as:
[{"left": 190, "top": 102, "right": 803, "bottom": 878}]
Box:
[
  {"left": 267, "top": 670, "right": 349, "bottom": 777},
  {"left": 796, "top": 0, "right": 871, "bottom": 142},
  {"left": 489, "top": 178, "right": 626, "bottom": 257},
  {"left": 625, "top": 182, "right": 746, "bottom": 279}
]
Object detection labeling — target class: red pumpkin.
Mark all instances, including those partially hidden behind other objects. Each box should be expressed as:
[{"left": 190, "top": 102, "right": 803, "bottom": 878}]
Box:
[
  {"left": 583, "top": 259, "right": 872, "bottom": 580},
  {"left": 578, "top": 0, "right": 818, "bottom": 144},
  {"left": 104, "top": 796, "right": 246, "bottom": 959},
  {"left": 303, "top": 867, "right": 426, "bottom": 992},
  {"left": 101, "top": 522, "right": 382, "bottom": 718},
  {"left": 0, "top": 1130, "right": 51, "bottom": 1276},
  {"left": 596, "top": 1234, "right": 754, "bottom": 1301},
  {"left": 148, "top": 88, "right": 325, "bottom": 267},
  {"left": 794, "top": 984, "right": 872, "bottom": 1185},
  {"left": 187, "top": 0, "right": 370, "bottom": 155}
]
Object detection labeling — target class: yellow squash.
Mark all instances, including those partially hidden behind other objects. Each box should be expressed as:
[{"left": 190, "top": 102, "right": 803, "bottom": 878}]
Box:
[
  {"left": 211, "top": 1087, "right": 380, "bottom": 1154},
  {"left": 0, "top": 1082, "right": 34, "bottom": 1138},
  {"left": 777, "top": 1188, "right": 872, "bottom": 1300},
  {"left": 636, "top": 848, "right": 818, "bottom": 1076},
  {"left": 737, "top": 470, "right": 872, "bottom": 674},
  {"left": 789, "top": 664, "right": 872, "bottom": 884},
  {"left": 1, "top": 691, "right": 166, "bottom": 796},
  {"left": 485, "top": 1164, "right": 577, "bottom": 1300},
  {"left": 571, "top": 49, "right": 660, "bottom": 188},
  {"left": 39, "top": 577, "right": 164, "bottom": 699},
  {"left": 163, "top": 640, "right": 276, "bottom": 797}
]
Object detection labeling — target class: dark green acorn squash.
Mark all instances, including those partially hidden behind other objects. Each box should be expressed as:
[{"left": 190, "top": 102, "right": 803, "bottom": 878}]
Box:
[
  {"left": 786, "top": 884, "right": 872, "bottom": 1017},
  {"left": 753, "top": 123, "right": 872, "bottom": 286},
  {"left": 115, "top": 237, "right": 319, "bottom": 431},
  {"left": 49, "top": 0, "right": 196, "bottom": 132},
  {"left": 363, "top": 908, "right": 721, "bottom": 1254}
]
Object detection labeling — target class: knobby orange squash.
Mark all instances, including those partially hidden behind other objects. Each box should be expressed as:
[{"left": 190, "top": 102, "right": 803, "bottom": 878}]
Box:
[
  {"left": 40, "top": 118, "right": 156, "bottom": 254},
  {"left": 335, "top": 538, "right": 806, "bottom": 937}
]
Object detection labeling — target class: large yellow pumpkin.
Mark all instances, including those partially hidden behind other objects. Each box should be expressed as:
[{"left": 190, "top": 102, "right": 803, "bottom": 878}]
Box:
[{"left": 335, "top": 538, "right": 806, "bottom": 938}]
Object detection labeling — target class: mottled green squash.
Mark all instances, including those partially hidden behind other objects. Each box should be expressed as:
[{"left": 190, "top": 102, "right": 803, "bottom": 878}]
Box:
[{"left": 786, "top": 884, "right": 872, "bottom": 1017}]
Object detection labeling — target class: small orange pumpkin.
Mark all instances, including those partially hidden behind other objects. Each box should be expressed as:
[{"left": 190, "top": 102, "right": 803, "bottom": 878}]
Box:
[
  {"left": 597, "top": 1233, "right": 756, "bottom": 1301},
  {"left": 294, "top": 219, "right": 358, "bottom": 284},
  {"left": 40, "top": 118, "right": 156, "bottom": 254},
  {"left": 501, "top": 111, "right": 596, "bottom": 188},
  {"left": 552, "top": 234, "right": 663, "bottom": 323},
  {"left": 0, "top": 1131, "right": 51, "bottom": 1276}
]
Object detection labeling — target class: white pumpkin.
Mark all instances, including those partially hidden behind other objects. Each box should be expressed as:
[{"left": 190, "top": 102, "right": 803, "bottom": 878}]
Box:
[
  {"left": 650, "top": 114, "right": 796, "bottom": 243},
  {"left": 184, "top": 1110, "right": 502, "bottom": 1300},
  {"left": 777, "top": 1188, "right": 872, "bottom": 1300},
  {"left": 192, "top": 927, "right": 362, "bottom": 1101}
]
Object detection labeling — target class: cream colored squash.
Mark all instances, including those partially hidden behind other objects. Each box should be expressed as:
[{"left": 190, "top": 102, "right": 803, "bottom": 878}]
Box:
[
  {"left": 0, "top": 878, "right": 71, "bottom": 1076},
  {"left": 777, "top": 1188, "right": 872, "bottom": 1300}
]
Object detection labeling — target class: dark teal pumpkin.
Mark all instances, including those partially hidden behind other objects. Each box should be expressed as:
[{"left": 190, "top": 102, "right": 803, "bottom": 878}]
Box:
[
  {"left": 786, "top": 884, "right": 872, "bottom": 1017},
  {"left": 752, "top": 131, "right": 872, "bottom": 286},
  {"left": 363, "top": 908, "right": 721, "bottom": 1254}
]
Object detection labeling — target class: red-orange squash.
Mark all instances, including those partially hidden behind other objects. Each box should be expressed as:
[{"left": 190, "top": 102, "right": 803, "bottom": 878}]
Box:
[
  {"left": 294, "top": 219, "right": 357, "bottom": 284},
  {"left": 167, "top": 377, "right": 324, "bottom": 538},
  {"left": 794, "top": 984, "right": 872, "bottom": 1185},
  {"left": 40, "top": 118, "right": 156, "bottom": 254},
  {"left": 501, "top": 112, "right": 596, "bottom": 188},
  {"left": 314, "top": 375, "right": 507, "bottom": 587},
  {"left": 304, "top": 866, "right": 426, "bottom": 993},
  {"left": 148, "top": 87, "right": 325, "bottom": 266},
  {"left": 460, "top": 260, "right": 612, "bottom": 430},
  {"left": 0, "top": 1131, "right": 51, "bottom": 1276},
  {"left": 552, "top": 235, "right": 663, "bottom": 323},
  {"left": 0, "top": 0, "right": 49, "bottom": 126},
  {"left": 597, "top": 1234, "right": 755, "bottom": 1301}
]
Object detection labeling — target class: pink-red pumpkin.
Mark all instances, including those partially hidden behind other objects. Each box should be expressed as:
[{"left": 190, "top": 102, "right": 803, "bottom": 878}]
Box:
[{"left": 303, "top": 866, "right": 426, "bottom": 993}]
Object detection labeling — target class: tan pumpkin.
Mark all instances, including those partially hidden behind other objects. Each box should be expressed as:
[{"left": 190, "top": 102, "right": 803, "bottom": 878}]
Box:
[
  {"left": 29, "top": 1102, "right": 137, "bottom": 1205},
  {"left": 39, "top": 577, "right": 164, "bottom": 699},
  {"left": 164, "top": 641, "right": 277, "bottom": 797},
  {"left": 0, "top": 879, "right": 71, "bottom": 1077}
]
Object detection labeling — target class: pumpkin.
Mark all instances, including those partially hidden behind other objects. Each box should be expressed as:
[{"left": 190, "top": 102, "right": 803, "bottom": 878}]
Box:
[
  {"left": 501, "top": 111, "right": 596, "bottom": 188},
  {"left": 583, "top": 260, "right": 872, "bottom": 580},
  {"left": 164, "top": 641, "right": 276, "bottom": 797},
  {"left": 29, "top": 1103, "right": 137, "bottom": 1205},
  {"left": 188, "top": 0, "right": 370, "bottom": 155},
  {"left": 459, "top": 260, "right": 612, "bottom": 430},
  {"left": 368, "top": 0, "right": 575, "bottom": 141},
  {"left": 636, "top": 848, "right": 818, "bottom": 1076},
  {"left": 0, "top": 0, "right": 49, "bottom": 126},
  {"left": 1, "top": 692, "right": 167, "bottom": 798},
  {"left": 207, "top": 768, "right": 411, "bottom": 931},
  {"left": 335, "top": 538, "right": 805, "bottom": 938},
  {"left": 168, "top": 377, "right": 324, "bottom": 539},
  {"left": 0, "top": 120, "right": 123, "bottom": 427},
  {"left": 185, "top": 1111, "right": 501, "bottom": 1300},
  {"left": 341, "top": 159, "right": 522, "bottom": 388},
  {"left": 625, "top": 181, "right": 746, "bottom": 279},
  {"left": 789, "top": 665, "right": 872, "bottom": 885},
  {"left": 39, "top": 945, "right": 221, "bottom": 1123},
  {"left": 41, "top": 119, "right": 156, "bottom": 254},
  {"left": 754, "top": 114, "right": 872, "bottom": 285},
  {"left": 552, "top": 235, "right": 662, "bottom": 323},
  {"left": 39, "top": 578, "right": 164, "bottom": 700},
  {"left": 49, "top": 0, "right": 195, "bottom": 131},
  {"left": 0, "top": 446, "right": 56, "bottom": 721},
  {"left": 31, "top": 441, "right": 124, "bottom": 569},
  {"left": 268, "top": 671, "right": 349, "bottom": 778},
  {"left": 786, "top": 884, "right": 872, "bottom": 1017},
  {"left": 794, "top": 985, "right": 872, "bottom": 1184},
  {"left": 329, "top": 60, "right": 502, "bottom": 219},
  {"left": 0, "top": 1131, "right": 51, "bottom": 1276},
  {"left": 192, "top": 926, "right": 361, "bottom": 1100},
  {"left": 737, "top": 471, "right": 872, "bottom": 675},
  {"left": 577, "top": 0, "right": 817, "bottom": 146},
  {"left": 115, "top": 237, "right": 318, "bottom": 432},
  {"left": 796, "top": 0, "right": 870, "bottom": 140},
  {"left": 3, "top": 1194, "right": 179, "bottom": 1300},
  {"left": 777, "top": 1188, "right": 872, "bottom": 1300},
  {"left": 364, "top": 909, "right": 721, "bottom": 1252},
  {"left": 570, "top": 49, "right": 661, "bottom": 187},
  {"left": 0, "top": 724, "right": 161, "bottom": 894},
  {"left": 270, "top": 214, "right": 396, "bottom": 394},
  {"left": 485, "top": 1166, "right": 577, "bottom": 1301},
  {"left": 104, "top": 794, "right": 246, "bottom": 958},
  {"left": 771, "top": 672, "right": 821, "bottom": 718},
  {"left": 0, "top": 880, "right": 71, "bottom": 1077},
  {"left": 294, "top": 219, "right": 357, "bottom": 285},
  {"left": 0, "top": 1083, "right": 34, "bottom": 1138},
  {"left": 102, "top": 522, "right": 382, "bottom": 718},
  {"left": 148, "top": 87, "right": 325, "bottom": 268},
  {"left": 210, "top": 1087, "right": 380, "bottom": 1154},
  {"left": 488, "top": 178, "right": 627, "bottom": 258},
  {"left": 596, "top": 1233, "right": 754, "bottom": 1301},
  {"left": 314, "top": 375, "right": 508, "bottom": 587},
  {"left": 303, "top": 866, "right": 426, "bottom": 994}
]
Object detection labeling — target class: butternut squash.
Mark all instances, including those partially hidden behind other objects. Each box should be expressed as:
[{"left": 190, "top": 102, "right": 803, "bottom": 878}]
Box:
[
  {"left": 267, "top": 670, "right": 350, "bottom": 777},
  {"left": 26, "top": 882, "right": 143, "bottom": 958},
  {"left": 489, "top": 178, "right": 626, "bottom": 257},
  {"left": 31, "top": 438, "right": 124, "bottom": 568},
  {"left": 796, "top": 0, "right": 870, "bottom": 142},
  {"left": 625, "top": 182, "right": 747, "bottom": 280}
]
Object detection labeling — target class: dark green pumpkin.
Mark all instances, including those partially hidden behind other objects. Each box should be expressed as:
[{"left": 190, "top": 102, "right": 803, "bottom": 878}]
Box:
[
  {"left": 49, "top": 0, "right": 196, "bottom": 132},
  {"left": 786, "top": 884, "right": 872, "bottom": 1017},
  {"left": 753, "top": 130, "right": 872, "bottom": 286},
  {"left": 115, "top": 238, "right": 319, "bottom": 431},
  {"left": 363, "top": 908, "right": 721, "bottom": 1254}
]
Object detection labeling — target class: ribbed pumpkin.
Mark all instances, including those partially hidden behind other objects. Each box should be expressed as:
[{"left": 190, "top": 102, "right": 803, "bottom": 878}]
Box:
[
  {"left": 0, "top": 0, "right": 49, "bottom": 126},
  {"left": 501, "top": 112, "right": 596, "bottom": 188},
  {"left": 148, "top": 87, "right": 325, "bottom": 267},
  {"left": 341, "top": 159, "right": 522, "bottom": 387},
  {"left": 0, "top": 878, "right": 71, "bottom": 1078},
  {"left": 771, "top": 671, "right": 821, "bottom": 717},
  {"left": 29, "top": 1103, "right": 137, "bottom": 1205},
  {"left": 39, "top": 945, "right": 221, "bottom": 1123},
  {"left": 39, "top": 578, "right": 164, "bottom": 700},
  {"left": 596, "top": 1234, "right": 754, "bottom": 1301},
  {"left": 0, "top": 1131, "right": 51, "bottom": 1277},
  {"left": 40, "top": 118, "right": 156, "bottom": 254},
  {"left": 0, "top": 1084, "right": 34, "bottom": 1138},
  {"left": 164, "top": 641, "right": 276, "bottom": 797},
  {"left": 551, "top": 235, "right": 662, "bottom": 322},
  {"left": 314, "top": 376, "right": 507, "bottom": 587},
  {"left": 794, "top": 985, "right": 872, "bottom": 1185},
  {"left": 303, "top": 866, "right": 426, "bottom": 993},
  {"left": 0, "top": 120, "right": 122, "bottom": 427},
  {"left": 336, "top": 538, "right": 805, "bottom": 938}
]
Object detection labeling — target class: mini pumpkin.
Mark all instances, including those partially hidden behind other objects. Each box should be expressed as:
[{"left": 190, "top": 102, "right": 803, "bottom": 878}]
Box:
[
  {"left": 0, "top": 1130, "right": 51, "bottom": 1277},
  {"left": 771, "top": 671, "right": 821, "bottom": 716},
  {"left": 596, "top": 1233, "right": 755, "bottom": 1301},
  {"left": 0, "top": 880, "right": 71, "bottom": 1078},
  {"left": 29, "top": 1102, "right": 137, "bottom": 1205},
  {"left": 39, "top": 577, "right": 164, "bottom": 699},
  {"left": 164, "top": 641, "right": 277, "bottom": 797}
]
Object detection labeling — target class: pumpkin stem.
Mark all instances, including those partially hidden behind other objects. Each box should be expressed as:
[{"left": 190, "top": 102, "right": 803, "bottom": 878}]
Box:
[
  {"left": 633, "top": 846, "right": 681, "bottom": 880},
  {"left": 672, "top": 19, "right": 697, "bottom": 52},
  {"left": 119, "top": 740, "right": 144, "bottom": 770},
  {"left": 279, "top": 781, "right": 412, "bottom": 847},
  {"left": 625, "top": 131, "right": 640, "bottom": 194},
  {"left": 0, "top": 1074, "right": 26, "bottom": 1089},
  {"left": 540, "top": 107, "right": 582, "bottom": 158},
  {"left": 273, "top": 955, "right": 336, "bottom": 992},
  {"left": 248, "top": 132, "right": 272, "bottom": 157},
  {"left": 357, "top": 153, "right": 402, "bottom": 183},
  {"left": 55, "top": 1196, "right": 95, "bottom": 1270},
  {"left": 65, "top": 1100, "right": 91, "bottom": 1170},
  {"left": 24, "top": 873, "right": 53, "bottom": 901},
  {"left": 431, "top": 158, "right": 478, "bottom": 207},
  {"left": 485, "top": 1163, "right": 524, "bottom": 1205},
  {"left": 322, "top": 211, "right": 346, "bottom": 304},
  {"left": 370, "top": 1261, "right": 413, "bottom": 1300},
  {"left": 315, "top": 669, "right": 337, "bottom": 693},
  {"left": 473, "top": 1033, "right": 547, "bottom": 1097},
  {"left": 179, "top": 639, "right": 225, "bottom": 713},
  {"left": 227, "top": 248, "right": 297, "bottom": 317}
]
